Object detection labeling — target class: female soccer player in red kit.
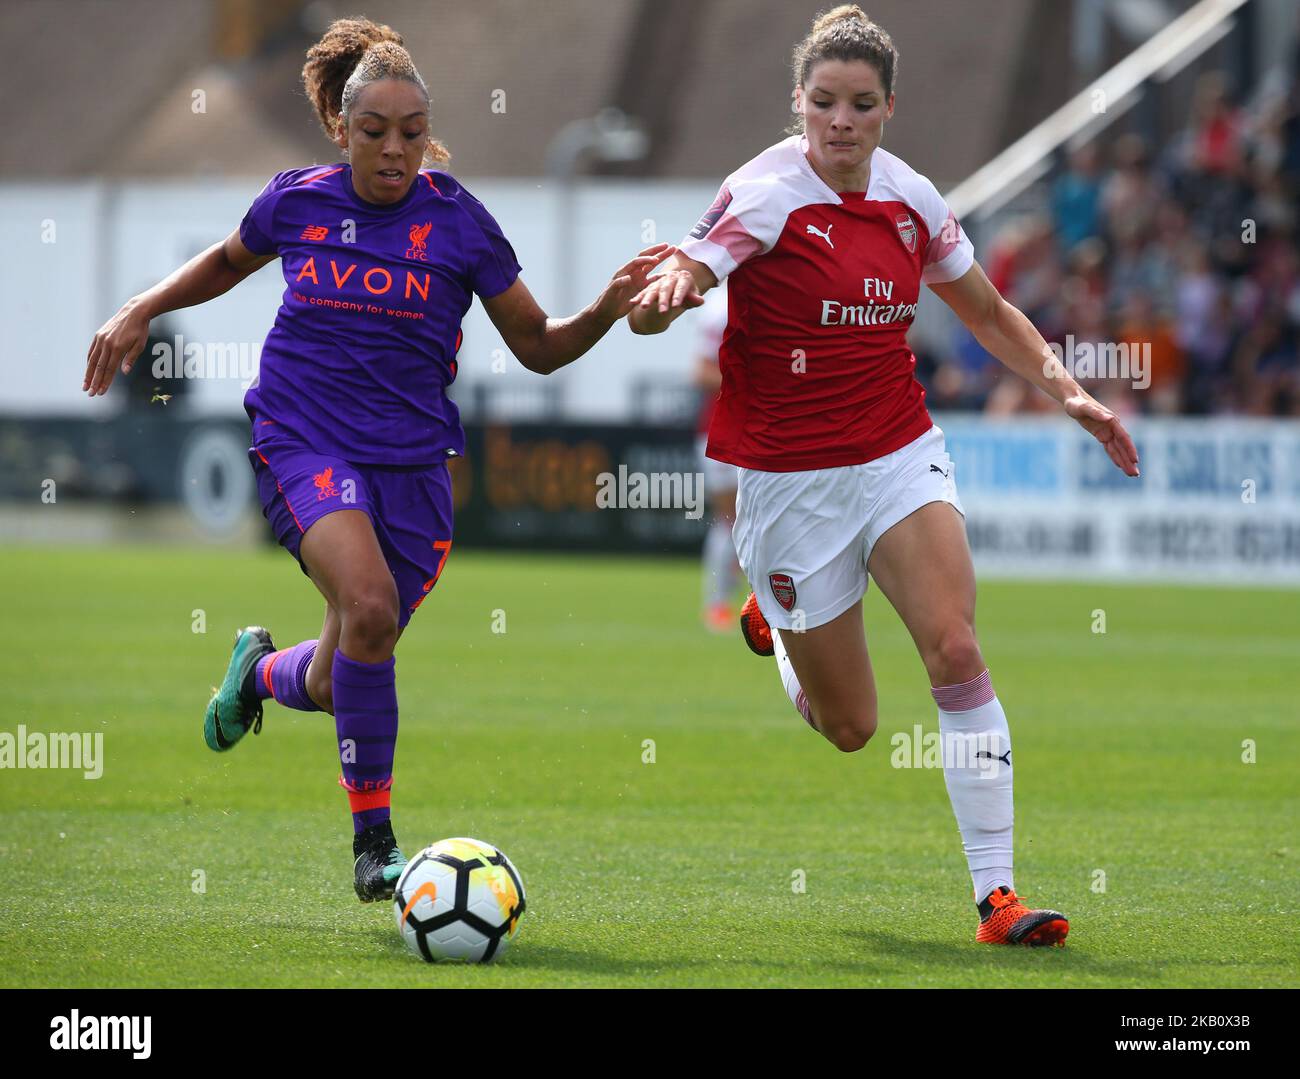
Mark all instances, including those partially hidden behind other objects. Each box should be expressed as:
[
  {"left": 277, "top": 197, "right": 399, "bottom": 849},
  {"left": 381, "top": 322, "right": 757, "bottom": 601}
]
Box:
[
  {"left": 83, "top": 18, "right": 673, "bottom": 902},
  {"left": 629, "top": 6, "right": 1140, "bottom": 945}
]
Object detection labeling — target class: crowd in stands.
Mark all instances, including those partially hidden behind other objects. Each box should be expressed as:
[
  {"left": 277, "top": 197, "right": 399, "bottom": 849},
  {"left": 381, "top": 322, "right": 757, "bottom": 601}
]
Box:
[{"left": 918, "top": 58, "right": 1300, "bottom": 418}]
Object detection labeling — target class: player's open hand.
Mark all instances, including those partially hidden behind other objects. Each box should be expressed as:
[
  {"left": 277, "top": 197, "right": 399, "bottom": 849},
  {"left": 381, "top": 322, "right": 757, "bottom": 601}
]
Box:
[
  {"left": 1064, "top": 393, "right": 1140, "bottom": 477},
  {"left": 629, "top": 266, "right": 706, "bottom": 316},
  {"left": 84, "top": 299, "right": 153, "bottom": 396},
  {"left": 593, "top": 243, "right": 679, "bottom": 324}
]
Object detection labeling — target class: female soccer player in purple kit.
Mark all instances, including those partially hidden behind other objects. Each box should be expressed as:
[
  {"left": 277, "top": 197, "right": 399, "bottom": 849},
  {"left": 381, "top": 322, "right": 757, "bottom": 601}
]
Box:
[{"left": 82, "top": 18, "right": 673, "bottom": 902}]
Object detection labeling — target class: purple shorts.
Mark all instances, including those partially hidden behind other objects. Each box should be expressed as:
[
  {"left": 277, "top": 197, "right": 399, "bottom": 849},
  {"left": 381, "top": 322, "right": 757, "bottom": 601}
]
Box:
[{"left": 249, "top": 418, "right": 454, "bottom": 628}]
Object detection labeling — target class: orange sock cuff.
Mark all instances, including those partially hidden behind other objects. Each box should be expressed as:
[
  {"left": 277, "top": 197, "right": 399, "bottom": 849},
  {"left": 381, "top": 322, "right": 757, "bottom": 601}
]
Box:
[
  {"left": 262, "top": 649, "right": 286, "bottom": 698},
  {"left": 338, "top": 776, "right": 392, "bottom": 814}
]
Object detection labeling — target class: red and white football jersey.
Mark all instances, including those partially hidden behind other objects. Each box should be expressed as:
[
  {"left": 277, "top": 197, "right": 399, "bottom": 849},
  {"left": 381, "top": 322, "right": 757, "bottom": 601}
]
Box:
[{"left": 679, "top": 134, "right": 973, "bottom": 471}]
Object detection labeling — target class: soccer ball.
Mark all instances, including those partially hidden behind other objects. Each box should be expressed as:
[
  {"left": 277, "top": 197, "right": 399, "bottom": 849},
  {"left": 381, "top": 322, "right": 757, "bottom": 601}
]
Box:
[{"left": 393, "top": 837, "right": 526, "bottom": 963}]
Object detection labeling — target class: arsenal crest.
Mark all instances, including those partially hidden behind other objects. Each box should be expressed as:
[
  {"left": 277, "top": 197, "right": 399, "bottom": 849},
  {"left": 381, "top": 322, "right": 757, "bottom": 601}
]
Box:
[
  {"left": 769, "top": 572, "right": 797, "bottom": 612},
  {"left": 895, "top": 213, "right": 917, "bottom": 254}
]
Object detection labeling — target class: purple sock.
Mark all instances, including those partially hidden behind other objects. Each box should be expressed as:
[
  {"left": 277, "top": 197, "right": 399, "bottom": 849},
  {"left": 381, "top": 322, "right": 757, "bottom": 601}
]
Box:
[
  {"left": 332, "top": 650, "right": 398, "bottom": 833},
  {"left": 254, "top": 639, "right": 320, "bottom": 712}
]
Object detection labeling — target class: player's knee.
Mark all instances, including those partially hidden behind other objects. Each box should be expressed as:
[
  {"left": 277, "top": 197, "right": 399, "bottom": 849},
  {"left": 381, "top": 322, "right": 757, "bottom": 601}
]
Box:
[
  {"left": 928, "top": 625, "right": 984, "bottom": 685},
  {"left": 820, "top": 708, "right": 878, "bottom": 753},
  {"left": 306, "top": 665, "right": 333, "bottom": 714},
  {"left": 829, "top": 721, "right": 876, "bottom": 753},
  {"left": 341, "top": 586, "right": 400, "bottom": 654}
]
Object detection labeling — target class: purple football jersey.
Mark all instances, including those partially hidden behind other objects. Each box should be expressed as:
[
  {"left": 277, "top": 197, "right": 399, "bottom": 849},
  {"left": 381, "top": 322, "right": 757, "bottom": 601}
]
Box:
[{"left": 240, "top": 164, "right": 520, "bottom": 465}]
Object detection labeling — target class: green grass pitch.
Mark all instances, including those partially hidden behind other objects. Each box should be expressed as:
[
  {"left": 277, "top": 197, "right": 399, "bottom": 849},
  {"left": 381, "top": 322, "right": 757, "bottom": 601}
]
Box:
[{"left": 1, "top": 545, "right": 1296, "bottom": 987}]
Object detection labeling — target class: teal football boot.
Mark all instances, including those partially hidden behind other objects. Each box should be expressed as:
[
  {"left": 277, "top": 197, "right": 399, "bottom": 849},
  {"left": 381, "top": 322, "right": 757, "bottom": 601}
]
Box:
[{"left": 204, "top": 626, "right": 276, "bottom": 752}]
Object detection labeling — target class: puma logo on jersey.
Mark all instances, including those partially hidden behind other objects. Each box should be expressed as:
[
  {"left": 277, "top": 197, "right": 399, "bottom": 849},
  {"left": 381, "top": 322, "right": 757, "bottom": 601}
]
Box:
[{"left": 806, "top": 223, "right": 834, "bottom": 249}]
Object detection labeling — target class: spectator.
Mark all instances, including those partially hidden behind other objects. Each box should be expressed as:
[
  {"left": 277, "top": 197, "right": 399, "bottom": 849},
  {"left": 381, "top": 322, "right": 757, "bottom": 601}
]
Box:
[
  {"left": 1101, "top": 134, "right": 1161, "bottom": 243},
  {"left": 1116, "top": 290, "right": 1184, "bottom": 414},
  {"left": 916, "top": 48, "right": 1300, "bottom": 418},
  {"left": 1051, "top": 142, "right": 1103, "bottom": 250}
]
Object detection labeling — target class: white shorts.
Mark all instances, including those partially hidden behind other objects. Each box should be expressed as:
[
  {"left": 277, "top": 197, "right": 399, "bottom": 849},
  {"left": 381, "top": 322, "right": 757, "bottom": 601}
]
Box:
[
  {"left": 732, "top": 424, "right": 964, "bottom": 631},
  {"left": 696, "top": 434, "right": 739, "bottom": 494}
]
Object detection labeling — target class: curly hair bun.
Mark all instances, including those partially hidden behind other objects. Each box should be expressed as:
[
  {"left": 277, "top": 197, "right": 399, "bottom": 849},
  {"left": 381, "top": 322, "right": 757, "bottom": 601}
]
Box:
[
  {"left": 302, "top": 17, "right": 404, "bottom": 136},
  {"left": 811, "top": 4, "right": 870, "bottom": 35},
  {"left": 301, "top": 17, "right": 450, "bottom": 170}
]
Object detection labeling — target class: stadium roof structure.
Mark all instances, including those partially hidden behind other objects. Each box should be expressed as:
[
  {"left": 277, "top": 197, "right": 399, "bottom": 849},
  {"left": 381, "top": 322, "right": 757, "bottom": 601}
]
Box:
[
  {"left": 5, "top": 0, "right": 1072, "bottom": 185},
  {"left": 2, "top": 0, "right": 215, "bottom": 177}
]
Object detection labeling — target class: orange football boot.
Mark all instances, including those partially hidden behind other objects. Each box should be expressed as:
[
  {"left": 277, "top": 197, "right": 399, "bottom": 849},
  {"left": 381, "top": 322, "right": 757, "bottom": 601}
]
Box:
[
  {"left": 975, "top": 886, "right": 1069, "bottom": 946},
  {"left": 739, "top": 592, "right": 774, "bottom": 656}
]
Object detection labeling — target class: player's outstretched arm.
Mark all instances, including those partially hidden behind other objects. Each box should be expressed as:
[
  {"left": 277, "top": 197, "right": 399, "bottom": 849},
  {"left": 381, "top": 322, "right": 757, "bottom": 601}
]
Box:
[
  {"left": 626, "top": 253, "right": 715, "bottom": 335},
  {"left": 929, "top": 261, "right": 1140, "bottom": 477},
  {"left": 483, "top": 243, "right": 678, "bottom": 375},
  {"left": 83, "top": 230, "right": 277, "bottom": 396}
]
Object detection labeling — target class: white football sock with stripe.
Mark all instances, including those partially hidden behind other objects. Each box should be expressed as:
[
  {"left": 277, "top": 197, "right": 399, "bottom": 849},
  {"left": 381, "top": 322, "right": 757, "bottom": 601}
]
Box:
[
  {"left": 932, "top": 669, "right": 1014, "bottom": 904},
  {"left": 773, "top": 629, "right": 817, "bottom": 731}
]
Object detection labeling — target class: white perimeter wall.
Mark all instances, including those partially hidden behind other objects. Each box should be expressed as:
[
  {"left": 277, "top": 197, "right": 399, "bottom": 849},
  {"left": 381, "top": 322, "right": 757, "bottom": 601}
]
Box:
[{"left": 0, "top": 177, "right": 737, "bottom": 419}]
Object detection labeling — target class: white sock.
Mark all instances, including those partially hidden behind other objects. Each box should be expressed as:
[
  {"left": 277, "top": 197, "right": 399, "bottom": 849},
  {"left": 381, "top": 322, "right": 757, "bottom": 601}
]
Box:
[
  {"left": 773, "top": 629, "right": 817, "bottom": 731},
  {"left": 932, "top": 669, "right": 1014, "bottom": 905},
  {"left": 702, "top": 518, "right": 737, "bottom": 607}
]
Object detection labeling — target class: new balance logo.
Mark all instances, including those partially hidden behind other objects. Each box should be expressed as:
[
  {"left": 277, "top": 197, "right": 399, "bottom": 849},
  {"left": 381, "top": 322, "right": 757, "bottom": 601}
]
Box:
[
  {"left": 975, "top": 750, "right": 1011, "bottom": 766},
  {"left": 806, "top": 223, "right": 834, "bottom": 249},
  {"left": 300, "top": 225, "right": 329, "bottom": 241}
]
